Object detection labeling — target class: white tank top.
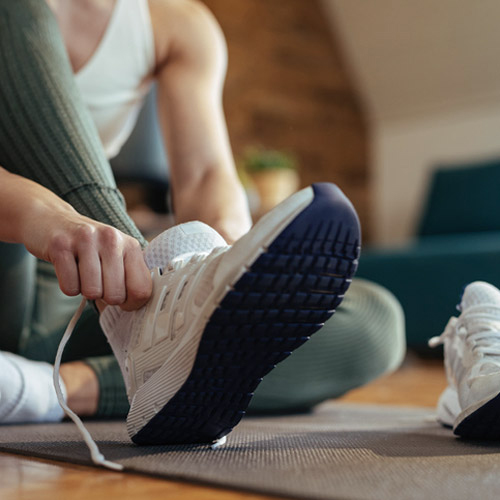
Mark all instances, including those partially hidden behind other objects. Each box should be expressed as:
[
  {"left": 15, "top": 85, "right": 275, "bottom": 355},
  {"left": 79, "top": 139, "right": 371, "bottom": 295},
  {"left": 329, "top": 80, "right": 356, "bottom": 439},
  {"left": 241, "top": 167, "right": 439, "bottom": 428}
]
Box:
[{"left": 75, "top": 0, "right": 155, "bottom": 159}]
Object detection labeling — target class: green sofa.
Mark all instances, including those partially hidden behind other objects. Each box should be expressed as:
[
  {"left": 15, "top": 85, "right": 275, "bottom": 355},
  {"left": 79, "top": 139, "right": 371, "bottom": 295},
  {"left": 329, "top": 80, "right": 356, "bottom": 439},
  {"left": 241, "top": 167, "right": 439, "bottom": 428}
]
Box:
[{"left": 356, "top": 159, "right": 500, "bottom": 352}]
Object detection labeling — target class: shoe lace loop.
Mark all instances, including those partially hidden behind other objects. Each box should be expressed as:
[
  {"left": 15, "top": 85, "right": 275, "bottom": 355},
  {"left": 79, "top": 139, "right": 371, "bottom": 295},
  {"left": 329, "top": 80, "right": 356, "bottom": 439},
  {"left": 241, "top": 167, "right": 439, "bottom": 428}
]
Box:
[
  {"left": 429, "top": 305, "right": 500, "bottom": 357},
  {"left": 428, "top": 317, "right": 457, "bottom": 348}
]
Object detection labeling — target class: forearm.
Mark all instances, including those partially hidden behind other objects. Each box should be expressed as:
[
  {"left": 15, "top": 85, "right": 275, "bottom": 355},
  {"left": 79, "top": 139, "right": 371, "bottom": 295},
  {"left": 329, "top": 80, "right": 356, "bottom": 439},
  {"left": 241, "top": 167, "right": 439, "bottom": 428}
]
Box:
[
  {"left": 0, "top": 167, "right": 77, "bottom": 249},
  {"left": 173, "top": 167, "right": 252, "bottom": 244}
]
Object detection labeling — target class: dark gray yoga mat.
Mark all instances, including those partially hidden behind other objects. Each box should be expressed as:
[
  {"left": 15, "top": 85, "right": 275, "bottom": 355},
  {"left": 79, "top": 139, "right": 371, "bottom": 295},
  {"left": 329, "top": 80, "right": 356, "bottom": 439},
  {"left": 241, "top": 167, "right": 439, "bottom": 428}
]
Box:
[{"left": 1, "top": 402, "right": 500, "bottom": 500}]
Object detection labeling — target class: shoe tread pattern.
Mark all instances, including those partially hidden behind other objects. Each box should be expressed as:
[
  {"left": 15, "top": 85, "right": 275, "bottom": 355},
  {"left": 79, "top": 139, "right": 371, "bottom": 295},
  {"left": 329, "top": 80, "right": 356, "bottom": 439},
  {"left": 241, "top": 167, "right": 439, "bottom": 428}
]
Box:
[
  {"left": 455, "top": 393, "right": 500, "bottom": 440},
  {"left": 132, "top": 183, "right": 361, "bottom": 445}
]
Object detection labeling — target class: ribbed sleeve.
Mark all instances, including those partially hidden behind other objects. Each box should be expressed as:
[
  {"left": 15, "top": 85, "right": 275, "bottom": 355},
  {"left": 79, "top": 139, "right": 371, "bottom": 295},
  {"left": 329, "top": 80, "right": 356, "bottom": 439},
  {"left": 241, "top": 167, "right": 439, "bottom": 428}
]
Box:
[{"left": 0, "top": 0, "right": 146, "bottom": 246}]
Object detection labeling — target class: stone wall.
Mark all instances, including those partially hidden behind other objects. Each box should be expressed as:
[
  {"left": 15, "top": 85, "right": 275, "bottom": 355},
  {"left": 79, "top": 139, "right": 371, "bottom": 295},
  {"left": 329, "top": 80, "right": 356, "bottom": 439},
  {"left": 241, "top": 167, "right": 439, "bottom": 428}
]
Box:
[{"left": 202, "top": 0, "right": 371, "bottom": 240}]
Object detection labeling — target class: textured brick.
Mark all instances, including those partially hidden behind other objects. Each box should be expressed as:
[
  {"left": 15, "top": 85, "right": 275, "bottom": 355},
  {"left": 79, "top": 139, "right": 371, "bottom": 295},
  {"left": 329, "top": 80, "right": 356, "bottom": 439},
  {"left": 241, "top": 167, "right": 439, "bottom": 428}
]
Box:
[{"left": 202, "top": 0, "right": 370, "bottom": 240}]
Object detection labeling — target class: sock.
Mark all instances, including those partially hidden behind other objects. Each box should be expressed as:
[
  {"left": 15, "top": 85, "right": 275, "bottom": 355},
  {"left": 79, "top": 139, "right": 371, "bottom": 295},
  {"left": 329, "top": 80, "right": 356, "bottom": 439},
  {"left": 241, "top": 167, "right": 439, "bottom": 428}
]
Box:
[
  {"left": 100, "top": 221, "right": 227, "bottom": 391},
  {"left": 0, "top": 0, "right": 146, "bottom": 246},
  {"left": 0, "top": 351, "right": 66, "bottom": 423}
]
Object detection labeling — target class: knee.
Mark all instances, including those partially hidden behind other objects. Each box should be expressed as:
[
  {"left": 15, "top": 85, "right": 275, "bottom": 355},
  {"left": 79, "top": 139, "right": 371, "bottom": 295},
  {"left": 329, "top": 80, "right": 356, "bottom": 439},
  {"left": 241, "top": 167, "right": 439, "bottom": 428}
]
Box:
[
  {"left": 337, "top": 278, "right": 406, "bottom": 382},
  {"left": 249, "top": 279, "right": 407, "bottom": 412}
]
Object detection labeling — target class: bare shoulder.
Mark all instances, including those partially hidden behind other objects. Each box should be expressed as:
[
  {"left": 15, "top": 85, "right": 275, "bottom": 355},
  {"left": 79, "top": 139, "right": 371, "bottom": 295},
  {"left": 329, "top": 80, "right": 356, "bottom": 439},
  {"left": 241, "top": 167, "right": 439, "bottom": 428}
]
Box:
[{"left": 148, "top": 0, "right": 226, "bottom": 71}]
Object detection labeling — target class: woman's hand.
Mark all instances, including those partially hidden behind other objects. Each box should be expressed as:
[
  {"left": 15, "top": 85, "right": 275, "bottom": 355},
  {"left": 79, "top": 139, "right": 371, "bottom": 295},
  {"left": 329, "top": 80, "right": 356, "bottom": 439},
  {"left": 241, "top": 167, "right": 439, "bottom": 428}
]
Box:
[
  {"left": 0, "top": 168, "right": 152, "bottom": 311},
  {"left": 37, "top": 214, "right": 152, "bottom": 311}
]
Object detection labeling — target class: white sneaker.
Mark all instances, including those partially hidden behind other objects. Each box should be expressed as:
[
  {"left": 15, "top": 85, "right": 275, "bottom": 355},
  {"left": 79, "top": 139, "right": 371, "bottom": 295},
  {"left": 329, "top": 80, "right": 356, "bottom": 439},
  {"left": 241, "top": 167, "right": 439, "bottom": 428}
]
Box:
[
  {"left": 100, "top": 182, "right": 361, "bottom": 445},
  {"left": 429, "top": 281, "right": 500, "bottom": 439}
]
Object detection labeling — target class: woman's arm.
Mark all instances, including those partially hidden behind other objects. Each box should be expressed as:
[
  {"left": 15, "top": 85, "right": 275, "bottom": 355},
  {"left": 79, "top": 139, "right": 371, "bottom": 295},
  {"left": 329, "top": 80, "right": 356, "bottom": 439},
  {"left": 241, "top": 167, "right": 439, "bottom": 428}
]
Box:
[
  {"left": 151, "top": 0, "right": 252, "bottom": 244},
  {"left": 0, "top": 167, "right": 151, "bottom": 311}
]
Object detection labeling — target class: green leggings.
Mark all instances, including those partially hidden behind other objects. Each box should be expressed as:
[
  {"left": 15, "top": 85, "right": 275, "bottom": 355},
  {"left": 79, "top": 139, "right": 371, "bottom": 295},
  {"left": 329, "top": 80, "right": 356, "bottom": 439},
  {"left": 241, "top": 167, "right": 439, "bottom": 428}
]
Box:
[
  {"left": 0, "top": 243, "right": 130, "bottom": 416},
  {"left": 0, "top": 241, "right": 405, "bottom": 416},
  {"left": 0, "top": 0, "right": 406, "bottom": 417},
  {"left": 0, "top": 0, "right": 144, "bottom": 416}
]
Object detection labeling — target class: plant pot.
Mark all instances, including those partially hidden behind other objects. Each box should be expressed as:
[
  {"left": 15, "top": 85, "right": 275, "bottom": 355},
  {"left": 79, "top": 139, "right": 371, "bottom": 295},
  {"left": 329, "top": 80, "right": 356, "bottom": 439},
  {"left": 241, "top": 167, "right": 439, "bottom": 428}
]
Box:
[{"left": 250, "top": 169, "right": 300, "bottom": 216}]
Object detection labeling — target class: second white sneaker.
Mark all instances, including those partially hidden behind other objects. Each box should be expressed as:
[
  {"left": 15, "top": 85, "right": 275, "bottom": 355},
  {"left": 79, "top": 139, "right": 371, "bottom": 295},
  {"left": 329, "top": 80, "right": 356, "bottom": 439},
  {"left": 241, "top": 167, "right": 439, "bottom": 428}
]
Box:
[{"left": 429, "top": 281, "right": 500, "bottom": 439}]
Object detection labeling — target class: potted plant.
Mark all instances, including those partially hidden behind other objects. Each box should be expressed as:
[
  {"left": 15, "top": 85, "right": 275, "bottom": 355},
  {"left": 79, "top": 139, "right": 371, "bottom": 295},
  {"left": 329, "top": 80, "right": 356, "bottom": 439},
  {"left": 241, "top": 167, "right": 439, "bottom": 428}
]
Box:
[{"left": 241, "top": 147, "right": 300, "bottom": 216}]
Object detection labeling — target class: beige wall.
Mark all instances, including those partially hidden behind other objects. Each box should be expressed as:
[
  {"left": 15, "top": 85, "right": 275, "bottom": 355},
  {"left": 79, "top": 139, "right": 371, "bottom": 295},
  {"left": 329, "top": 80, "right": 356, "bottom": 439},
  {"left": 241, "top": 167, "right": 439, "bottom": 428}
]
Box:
[
  {"left": 374, "top": 105, "right": 500, "bottom": 244},
  {"left": 323, "top": 0, "right": 500, "bottom": 244}
]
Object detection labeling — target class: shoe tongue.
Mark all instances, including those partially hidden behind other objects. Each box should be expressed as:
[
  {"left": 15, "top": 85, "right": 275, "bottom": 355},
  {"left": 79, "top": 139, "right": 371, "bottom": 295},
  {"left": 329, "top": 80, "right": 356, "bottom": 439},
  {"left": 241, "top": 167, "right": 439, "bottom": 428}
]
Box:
[
  {"left": 461, "top": 281, "right": 500, "bottom": 310},
  {"left": 143, "top": 221, "right": 227, "bottom": 269}
]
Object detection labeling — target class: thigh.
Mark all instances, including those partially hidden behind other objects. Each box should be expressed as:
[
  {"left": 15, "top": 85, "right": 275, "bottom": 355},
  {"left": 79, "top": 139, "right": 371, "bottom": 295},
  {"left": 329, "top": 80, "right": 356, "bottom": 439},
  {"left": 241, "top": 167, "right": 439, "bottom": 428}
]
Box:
[{"left": 0, "top": 242, "right": 36, "bottom": 353}]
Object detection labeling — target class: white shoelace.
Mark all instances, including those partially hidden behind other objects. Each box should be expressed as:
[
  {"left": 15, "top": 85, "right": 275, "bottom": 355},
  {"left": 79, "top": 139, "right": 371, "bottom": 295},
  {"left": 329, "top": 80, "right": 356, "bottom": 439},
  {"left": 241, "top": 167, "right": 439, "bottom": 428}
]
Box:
[
  {"left": 53, "top": 298, "right": 124, "bottom": 471},
  {"left": 429, "top": 305, "right": 500, "bottom": 357},
  {"left": 428, "top": 317, "right": 458, "bottom": 349}
]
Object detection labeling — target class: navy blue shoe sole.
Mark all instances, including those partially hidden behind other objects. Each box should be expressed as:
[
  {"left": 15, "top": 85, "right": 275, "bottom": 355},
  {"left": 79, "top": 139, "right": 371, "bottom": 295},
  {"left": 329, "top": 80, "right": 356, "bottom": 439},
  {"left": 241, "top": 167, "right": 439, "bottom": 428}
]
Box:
[
  {"left": 132, "top": 183, "right": 361, "bottom": 445},
  {"left": 454, "top": 393, "right": 500, "bottom": 440}
]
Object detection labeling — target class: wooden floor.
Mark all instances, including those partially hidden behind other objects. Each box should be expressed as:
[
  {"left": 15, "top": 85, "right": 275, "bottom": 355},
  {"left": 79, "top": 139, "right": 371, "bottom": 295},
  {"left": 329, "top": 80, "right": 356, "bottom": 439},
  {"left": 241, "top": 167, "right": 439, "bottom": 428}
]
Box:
[{"left": 0, "top": 355, "right": 447, "bottom": 500}]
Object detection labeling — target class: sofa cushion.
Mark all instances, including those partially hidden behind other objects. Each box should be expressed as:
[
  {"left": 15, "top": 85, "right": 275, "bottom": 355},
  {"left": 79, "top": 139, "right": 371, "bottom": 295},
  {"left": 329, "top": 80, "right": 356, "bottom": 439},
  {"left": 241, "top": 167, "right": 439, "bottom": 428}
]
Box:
[
  {"left": 418, "top": 159, "right": 500, "bottom": 237},
  {"left": 357, "top": 231, "right": 500, "bottom": 348}
]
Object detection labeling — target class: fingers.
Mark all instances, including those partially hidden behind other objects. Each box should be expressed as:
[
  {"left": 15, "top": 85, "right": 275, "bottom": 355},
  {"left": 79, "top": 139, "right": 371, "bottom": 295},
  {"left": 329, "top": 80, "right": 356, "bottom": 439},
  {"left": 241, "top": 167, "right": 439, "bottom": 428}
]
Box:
[
  {"left": 78, "top": 229, "right": 104, "bottom": 300},
  {"left": 98, "top": 230, "right": 152, "bottom": 309},
  {"left": 99, "top": 227, "right": 127, "bottom": 305},
  {"left": 47, "top": 221, "right": 152, "bottom": 310},
  {"left": 53, "top": 251, "right": 81, "bottom": 296},
  {"left": 121, "top": 242, "right": 153, "bottom": 311},
  {"left": 88, "top": 228, "right": 151, "bottom": 309},
  {"left": 49, "top": 230, "right": 84, "bottom": 297}
]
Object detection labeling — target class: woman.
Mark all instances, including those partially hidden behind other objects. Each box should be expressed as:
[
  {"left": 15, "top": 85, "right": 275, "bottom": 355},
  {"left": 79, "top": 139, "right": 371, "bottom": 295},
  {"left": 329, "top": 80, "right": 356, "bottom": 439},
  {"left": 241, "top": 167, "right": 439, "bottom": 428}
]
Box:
[{"left": 0, "top": 0, "right": 405, "bottom": 425}]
